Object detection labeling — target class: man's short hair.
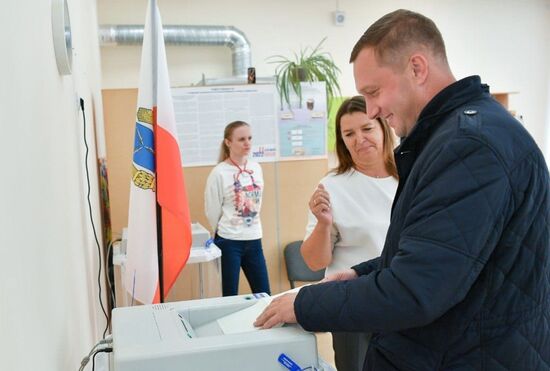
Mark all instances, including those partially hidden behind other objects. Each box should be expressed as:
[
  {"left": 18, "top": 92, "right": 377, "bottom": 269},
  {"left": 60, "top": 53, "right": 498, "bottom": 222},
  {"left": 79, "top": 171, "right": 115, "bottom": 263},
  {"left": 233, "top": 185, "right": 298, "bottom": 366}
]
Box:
[{"left": 350, "top": 9, "right": 448, "bottom": 69}]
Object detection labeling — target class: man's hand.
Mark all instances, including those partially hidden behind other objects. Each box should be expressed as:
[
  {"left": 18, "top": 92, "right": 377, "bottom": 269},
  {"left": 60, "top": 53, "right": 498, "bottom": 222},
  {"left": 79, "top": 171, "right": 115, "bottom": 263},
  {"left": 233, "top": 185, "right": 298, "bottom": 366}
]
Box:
[
  {"left": 254, "top": 293, "right": 297, "bottom": 329},
  {"left": 321, "top": 268, "right": 358, "bottom": 283}
]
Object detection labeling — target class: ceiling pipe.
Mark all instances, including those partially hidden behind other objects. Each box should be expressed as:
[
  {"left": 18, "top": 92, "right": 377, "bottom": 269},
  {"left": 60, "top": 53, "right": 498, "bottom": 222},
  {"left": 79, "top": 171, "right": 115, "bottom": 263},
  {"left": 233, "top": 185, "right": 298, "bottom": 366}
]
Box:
[{"left": 99, "top": 25, "right": 252, "bottom": 77}]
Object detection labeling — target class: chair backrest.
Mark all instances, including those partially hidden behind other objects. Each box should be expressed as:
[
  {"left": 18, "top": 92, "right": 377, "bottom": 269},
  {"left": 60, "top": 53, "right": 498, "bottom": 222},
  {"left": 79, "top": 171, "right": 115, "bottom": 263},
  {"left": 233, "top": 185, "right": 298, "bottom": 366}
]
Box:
[{"left": 284, "top": 240, "right": 325, "bottom": 288}]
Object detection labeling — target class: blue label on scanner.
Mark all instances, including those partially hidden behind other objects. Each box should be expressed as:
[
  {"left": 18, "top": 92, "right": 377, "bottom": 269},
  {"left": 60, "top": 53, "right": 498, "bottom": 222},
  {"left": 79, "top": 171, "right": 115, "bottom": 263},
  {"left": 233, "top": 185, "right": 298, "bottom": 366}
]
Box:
[{"left": 278, "top": 353, "right": 302, "bottom": 371}]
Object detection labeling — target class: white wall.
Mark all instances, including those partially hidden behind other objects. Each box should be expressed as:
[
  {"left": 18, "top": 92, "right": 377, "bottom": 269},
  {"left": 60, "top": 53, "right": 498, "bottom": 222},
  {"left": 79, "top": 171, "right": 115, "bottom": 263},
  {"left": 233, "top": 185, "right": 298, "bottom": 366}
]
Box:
[
  {"left": 98, "top": 0, "right": 550, "bottom": 154},
  {"left": 0, "top": 0, "right": 107, "bottom": 370},
  {"left": 0, "top": 1, "right": 544, "bottom": 368}
]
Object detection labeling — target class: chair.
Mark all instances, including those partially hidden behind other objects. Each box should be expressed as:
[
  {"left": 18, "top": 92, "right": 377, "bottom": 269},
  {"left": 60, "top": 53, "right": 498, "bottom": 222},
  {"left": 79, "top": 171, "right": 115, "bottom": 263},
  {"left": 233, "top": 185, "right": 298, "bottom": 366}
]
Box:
[{"left": 284, "top": 240, "right": 325, "bottom": 289}]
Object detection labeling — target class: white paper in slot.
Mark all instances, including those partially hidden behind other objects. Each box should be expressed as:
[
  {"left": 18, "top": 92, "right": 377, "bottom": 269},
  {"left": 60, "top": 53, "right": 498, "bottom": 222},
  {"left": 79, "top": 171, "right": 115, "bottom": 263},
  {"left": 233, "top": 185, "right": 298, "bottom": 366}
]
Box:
[{"left": 216, "top": 285, "right": 309, "bottom": 334}]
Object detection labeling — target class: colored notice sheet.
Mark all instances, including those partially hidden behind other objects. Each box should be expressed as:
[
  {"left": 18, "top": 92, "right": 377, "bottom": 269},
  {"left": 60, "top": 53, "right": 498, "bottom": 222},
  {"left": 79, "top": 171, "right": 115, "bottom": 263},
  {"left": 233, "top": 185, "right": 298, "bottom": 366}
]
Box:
[{"left": 278, "top": 82, "right": 327, "bottom": 160}]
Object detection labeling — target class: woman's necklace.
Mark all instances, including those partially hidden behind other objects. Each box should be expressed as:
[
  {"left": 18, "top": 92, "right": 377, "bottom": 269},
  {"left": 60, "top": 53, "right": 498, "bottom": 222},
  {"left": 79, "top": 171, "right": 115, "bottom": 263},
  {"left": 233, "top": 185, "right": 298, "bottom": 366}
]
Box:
[
  {"left": 228, "top": 157, "right": 252, "bottom": 178},
  {"left": 355, "top": 165, "right": 387, "bottom": 179},
  {"left": 228, "top": 157, "right": 259, "bottom": 214},
  {"left": 228, "top": 157, "right": 258, "bottom": 189}
]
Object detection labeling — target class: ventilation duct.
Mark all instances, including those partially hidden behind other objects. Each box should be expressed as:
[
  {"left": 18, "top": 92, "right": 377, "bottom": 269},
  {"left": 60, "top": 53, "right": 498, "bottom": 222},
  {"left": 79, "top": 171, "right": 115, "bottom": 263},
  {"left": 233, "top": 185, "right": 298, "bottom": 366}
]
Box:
[{"left": 99, "top": 25, "right": 251, "bottom": 78}]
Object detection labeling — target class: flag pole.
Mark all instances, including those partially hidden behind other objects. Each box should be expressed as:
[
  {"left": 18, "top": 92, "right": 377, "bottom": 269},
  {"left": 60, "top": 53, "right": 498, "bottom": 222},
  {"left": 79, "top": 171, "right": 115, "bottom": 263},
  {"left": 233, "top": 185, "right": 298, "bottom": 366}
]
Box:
[{"left": 151, "top": 0, "right": 165, "bottom": 303}]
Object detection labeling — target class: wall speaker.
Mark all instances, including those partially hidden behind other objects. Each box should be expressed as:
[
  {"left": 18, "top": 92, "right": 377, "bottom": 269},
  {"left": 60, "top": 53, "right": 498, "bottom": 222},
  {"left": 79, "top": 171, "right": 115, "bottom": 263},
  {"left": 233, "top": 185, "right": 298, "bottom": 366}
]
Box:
[{"left": 333, "top": 11, "right": 346, "bottom": 26}]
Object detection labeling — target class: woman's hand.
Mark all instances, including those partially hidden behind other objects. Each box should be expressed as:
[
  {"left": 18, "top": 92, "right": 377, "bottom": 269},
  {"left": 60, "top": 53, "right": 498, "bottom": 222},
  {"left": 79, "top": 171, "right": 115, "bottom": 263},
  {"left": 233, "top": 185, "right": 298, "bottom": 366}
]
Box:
[
  {"left": 321, "top": 269, "right": 359, "bottom": 283},
  {"left": 309, "top": 184, "right": 333, "bottom": 226}
]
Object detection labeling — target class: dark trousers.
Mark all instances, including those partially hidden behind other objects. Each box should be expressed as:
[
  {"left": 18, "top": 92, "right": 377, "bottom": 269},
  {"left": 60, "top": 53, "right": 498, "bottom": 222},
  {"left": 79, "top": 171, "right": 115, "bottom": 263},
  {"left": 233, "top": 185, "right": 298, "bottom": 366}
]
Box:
[
  {"left": 332, "top": 332, "right": 371, "bottom": 371},
  {"left": 214, "top": 234, "right": 271, "bottom": 296}
]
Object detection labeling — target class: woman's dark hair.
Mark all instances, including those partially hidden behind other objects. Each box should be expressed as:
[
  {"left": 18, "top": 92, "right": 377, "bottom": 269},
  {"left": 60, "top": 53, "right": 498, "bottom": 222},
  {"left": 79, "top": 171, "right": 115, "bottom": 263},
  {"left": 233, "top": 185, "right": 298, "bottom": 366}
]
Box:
[{"left": 333, "top": 96, "right": 397, "bottom": 178}]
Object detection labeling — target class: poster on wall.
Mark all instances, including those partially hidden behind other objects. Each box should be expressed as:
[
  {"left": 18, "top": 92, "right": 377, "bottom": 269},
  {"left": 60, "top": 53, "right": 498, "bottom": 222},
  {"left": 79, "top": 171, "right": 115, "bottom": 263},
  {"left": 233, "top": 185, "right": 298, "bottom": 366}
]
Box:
[
  {"left": 277, "top": 81, "right": 327, "bottom": 160},
  {"left": 172, "top": 84, "right": 279, "bottom": 167}
]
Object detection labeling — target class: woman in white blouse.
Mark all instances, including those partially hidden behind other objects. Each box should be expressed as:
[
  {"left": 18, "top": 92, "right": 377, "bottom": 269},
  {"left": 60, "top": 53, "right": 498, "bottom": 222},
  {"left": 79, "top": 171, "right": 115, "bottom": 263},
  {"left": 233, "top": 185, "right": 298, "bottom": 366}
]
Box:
[
  {"left": 301, "top": 96, "right": 398, "bottom": 371},
  {"left": 204, "top": 121, "right": 270, "bottom": 296}
]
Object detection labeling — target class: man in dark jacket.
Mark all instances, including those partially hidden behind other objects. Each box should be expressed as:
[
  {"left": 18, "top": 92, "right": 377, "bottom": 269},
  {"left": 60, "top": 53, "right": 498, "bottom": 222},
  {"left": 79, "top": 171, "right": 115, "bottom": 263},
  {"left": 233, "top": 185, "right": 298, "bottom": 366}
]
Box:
[{"left": 255, "top": 9, "right": 549, "bottom": 371}]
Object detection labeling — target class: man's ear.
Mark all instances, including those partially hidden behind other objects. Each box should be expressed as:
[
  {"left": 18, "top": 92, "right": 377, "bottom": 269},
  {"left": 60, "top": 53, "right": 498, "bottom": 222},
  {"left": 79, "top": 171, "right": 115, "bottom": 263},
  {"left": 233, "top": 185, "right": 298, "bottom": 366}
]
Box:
[{"left": 409, "top": 54, "right": 429, "bottom": 84}]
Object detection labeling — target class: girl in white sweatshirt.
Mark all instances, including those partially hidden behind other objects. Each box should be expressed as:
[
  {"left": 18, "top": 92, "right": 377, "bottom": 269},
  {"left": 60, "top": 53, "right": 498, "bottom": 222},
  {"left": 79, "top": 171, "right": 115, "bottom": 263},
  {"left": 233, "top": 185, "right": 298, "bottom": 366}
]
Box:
[{"left": 204, "top": 121, "right": 271, "bottom": 296}]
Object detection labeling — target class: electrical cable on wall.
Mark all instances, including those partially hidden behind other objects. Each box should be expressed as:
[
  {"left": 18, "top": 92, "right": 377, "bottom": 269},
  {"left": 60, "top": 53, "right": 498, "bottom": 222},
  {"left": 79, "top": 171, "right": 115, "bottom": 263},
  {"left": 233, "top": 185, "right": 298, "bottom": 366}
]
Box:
[
  {"left": 92, "top": 347, "right": 112, "bottom": 371},
  {"left": 78, "top": 337, "right": 112, "bottom": 371},
  {"left": 106, "top": 238, "right": 122, "bottom": 310},
  {"left": 79, "top": 98, "right": 109, "bottom": 338}
]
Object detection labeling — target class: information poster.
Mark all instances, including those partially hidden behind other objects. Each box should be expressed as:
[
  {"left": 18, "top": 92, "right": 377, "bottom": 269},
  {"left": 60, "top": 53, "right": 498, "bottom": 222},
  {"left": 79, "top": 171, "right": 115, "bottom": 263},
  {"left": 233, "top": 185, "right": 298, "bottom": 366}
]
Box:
[
  {"left": 172, "top": 84, "right": 278, "bottom": 167},
  {"left": 277, "top": 82, "right": 327, "bottom": 160}
]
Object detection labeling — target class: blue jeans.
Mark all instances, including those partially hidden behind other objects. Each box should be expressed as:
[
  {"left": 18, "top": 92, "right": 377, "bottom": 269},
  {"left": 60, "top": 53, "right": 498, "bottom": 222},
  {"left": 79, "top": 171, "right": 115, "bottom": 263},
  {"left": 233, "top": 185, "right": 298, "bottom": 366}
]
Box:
[{"left": 214, "top": 234, "right": 271, "bottom": 296}]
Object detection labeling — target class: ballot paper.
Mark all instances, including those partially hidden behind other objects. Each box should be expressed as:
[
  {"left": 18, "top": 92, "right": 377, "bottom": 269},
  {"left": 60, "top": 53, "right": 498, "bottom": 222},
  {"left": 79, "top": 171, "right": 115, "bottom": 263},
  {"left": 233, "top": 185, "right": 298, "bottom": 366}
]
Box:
[{"left": 216, "top": 285, "right": 307, "bottom": 334}]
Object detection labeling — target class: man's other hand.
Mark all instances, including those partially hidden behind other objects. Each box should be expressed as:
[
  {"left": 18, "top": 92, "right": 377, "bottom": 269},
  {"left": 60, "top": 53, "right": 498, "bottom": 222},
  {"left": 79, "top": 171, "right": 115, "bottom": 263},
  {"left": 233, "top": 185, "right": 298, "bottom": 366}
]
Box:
[{"left": 254, "top": 293, "right": 298, "bottom": 329}]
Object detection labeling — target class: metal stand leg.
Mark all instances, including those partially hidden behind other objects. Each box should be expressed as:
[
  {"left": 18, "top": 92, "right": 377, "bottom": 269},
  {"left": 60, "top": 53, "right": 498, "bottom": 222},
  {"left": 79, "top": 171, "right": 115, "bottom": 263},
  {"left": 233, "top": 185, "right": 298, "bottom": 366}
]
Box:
[{"left": 198, "top": 262, "right": 204, "bottom": 299}]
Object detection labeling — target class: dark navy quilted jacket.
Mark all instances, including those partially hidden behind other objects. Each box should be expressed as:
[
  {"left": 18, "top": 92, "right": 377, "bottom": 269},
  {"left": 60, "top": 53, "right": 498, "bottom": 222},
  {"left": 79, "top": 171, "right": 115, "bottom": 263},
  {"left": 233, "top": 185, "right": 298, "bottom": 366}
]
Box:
[{"left": 295, "top": 76, "right": 550, "bottom": 370}]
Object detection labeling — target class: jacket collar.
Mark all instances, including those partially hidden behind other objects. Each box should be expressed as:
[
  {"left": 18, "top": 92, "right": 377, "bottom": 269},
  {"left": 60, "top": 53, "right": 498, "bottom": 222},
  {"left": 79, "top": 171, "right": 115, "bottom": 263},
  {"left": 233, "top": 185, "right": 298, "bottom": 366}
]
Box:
[
  {"left": 397, "top": 75, "right": 488, "bottom": 153},
  {"left": 390, "top": 76, "right": 489, "bottom": 213}
]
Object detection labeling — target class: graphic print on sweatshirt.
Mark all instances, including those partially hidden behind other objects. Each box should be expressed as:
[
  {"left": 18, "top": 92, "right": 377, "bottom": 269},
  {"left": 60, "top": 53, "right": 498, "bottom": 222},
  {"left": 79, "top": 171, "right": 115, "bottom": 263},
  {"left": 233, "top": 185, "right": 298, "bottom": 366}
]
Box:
[{"left": 231, "top": 172, "right": 261, "bottom": 227}]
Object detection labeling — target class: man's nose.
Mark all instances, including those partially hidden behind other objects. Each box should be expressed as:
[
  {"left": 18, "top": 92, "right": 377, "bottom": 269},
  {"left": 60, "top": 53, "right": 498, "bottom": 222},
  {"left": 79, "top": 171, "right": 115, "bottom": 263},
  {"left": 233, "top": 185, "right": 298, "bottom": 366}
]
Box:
[{"left": 365, "top": 100, "right": 380, "bottom": 120}]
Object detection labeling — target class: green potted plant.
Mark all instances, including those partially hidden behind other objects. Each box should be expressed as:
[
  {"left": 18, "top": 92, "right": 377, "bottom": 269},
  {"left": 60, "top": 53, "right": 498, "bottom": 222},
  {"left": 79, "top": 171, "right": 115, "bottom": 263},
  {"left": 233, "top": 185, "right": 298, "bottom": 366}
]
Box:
[{"left": 268, "top": 38, "right": 342, "bottom": 110}]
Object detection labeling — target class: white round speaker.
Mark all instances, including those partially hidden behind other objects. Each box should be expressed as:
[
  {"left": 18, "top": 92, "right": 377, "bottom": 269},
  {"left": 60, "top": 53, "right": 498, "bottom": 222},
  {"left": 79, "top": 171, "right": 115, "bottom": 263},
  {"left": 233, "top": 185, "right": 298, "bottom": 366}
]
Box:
[{"left": 333, "top": 11, "right": 346, "bottom": 26}]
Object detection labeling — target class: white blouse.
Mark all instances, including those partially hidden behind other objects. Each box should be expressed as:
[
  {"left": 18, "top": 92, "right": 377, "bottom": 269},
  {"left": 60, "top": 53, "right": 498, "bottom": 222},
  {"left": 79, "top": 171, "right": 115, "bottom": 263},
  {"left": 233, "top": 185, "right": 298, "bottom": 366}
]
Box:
[{"left": 305, "top": 170, "right": 397, "bottom": 276}]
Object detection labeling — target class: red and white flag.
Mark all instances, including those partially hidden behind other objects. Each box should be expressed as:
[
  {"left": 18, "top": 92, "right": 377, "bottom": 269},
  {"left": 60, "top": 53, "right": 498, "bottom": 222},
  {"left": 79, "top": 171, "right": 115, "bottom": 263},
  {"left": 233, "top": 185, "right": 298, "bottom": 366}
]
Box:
[{"left": 125, "top": 0, "right": 192, "bottom": 304}]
